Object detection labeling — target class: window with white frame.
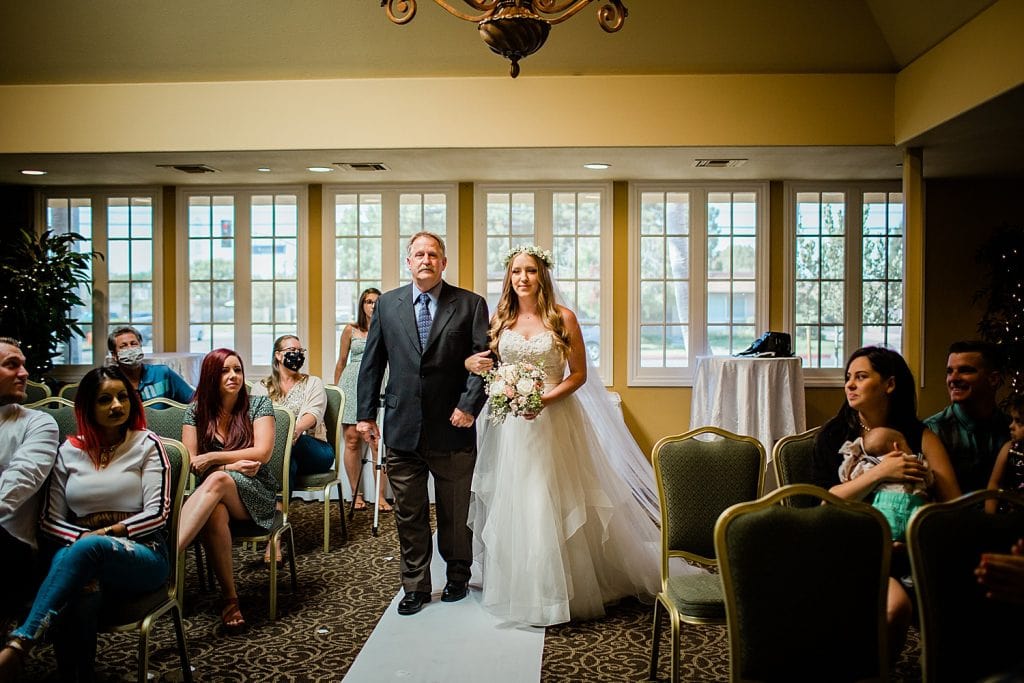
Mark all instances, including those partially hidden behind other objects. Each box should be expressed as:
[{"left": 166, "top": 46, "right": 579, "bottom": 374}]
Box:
[
  {"left": 43, "top": 190, "right": 160, "bottom": 371},
  {"left": 785, "top": 183, "right": 904, "bottom": 383},
  {"left": 628, "top": 183, "right": 769, "bottom": 386},
  {"left": 179, "top": 188, "right": 306, "bottom": 371},
  {"left": 474, "top": 184, "right": 612, "bottom": 383},
  {"left": 322, "top": 186, "right": 457, "bottom": 372}
]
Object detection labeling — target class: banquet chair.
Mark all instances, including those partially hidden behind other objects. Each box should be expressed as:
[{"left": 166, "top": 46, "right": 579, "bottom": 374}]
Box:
[
  {"left": 99, "top": 437, "right": 193, "bottom": 683},
  {"left": 28, "top": 396, "right": 77, "bottom": 441},
  {"left": 23, "top": 379, "right": 50, "bottom": 403},
  {"left": 771, "top": 426, "right": 821, "bottom": 508},
  {"left": 715, "top": 484, "right": 890, "bottom": 683},
  {"left": 907, "top": 489, "right": 1024, "bottom": 683},
  {"left": 292, "top": 384, "right": 347, "bottom": 550},
  {"left": 142, "top": 397, "right": 188, "bottom": 441},
  {"left": 58, "top": 382, "right": 78, "bottom": 401},
  {"left": 649, "top": 426, "right": 765, "bottom": 683},
  {"left": 228, "top": 405, "right": 298, "bottom": 620}
]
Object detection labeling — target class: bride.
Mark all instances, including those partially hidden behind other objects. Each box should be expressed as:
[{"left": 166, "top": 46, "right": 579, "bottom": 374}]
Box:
[{"left": 466, "top": 245, "right": 678, "bottom": 627}]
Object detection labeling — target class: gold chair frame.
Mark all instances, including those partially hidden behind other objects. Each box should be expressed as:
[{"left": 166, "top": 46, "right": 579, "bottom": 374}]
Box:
[{"left": 291, "top": 384, "right": 347, "bottom": 551}]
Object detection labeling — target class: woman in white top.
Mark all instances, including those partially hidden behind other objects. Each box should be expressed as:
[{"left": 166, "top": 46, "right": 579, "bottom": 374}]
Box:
[
  {"left": 0, "top": 366, "right": 170, "bottom": 683},
  {"left": 252, "top": 335, "right": 334, "bottom": 560}
]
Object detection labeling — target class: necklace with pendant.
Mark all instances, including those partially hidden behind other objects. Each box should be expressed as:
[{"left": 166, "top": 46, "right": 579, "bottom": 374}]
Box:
[{"left": 858, "top": 416, "right": 872, "bottom": 433}]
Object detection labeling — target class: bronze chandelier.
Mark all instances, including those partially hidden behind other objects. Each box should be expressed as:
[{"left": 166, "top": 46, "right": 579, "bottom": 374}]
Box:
[{"left": 380, "top": 0, "right": 628, "bottom": 78}]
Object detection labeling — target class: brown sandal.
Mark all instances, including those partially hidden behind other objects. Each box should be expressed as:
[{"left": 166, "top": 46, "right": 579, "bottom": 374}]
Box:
[
  {"left": 0, "top": 637, "right": 30, "bottom": 680},
  {"left": 220, "top": 597, "right": 246, "bottom": 632}
]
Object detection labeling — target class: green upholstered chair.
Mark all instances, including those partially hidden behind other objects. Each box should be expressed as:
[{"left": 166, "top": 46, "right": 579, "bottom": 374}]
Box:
[
  {"left": 771, "top": 426, "right": 821, "bottom": 508},
  {"left": 99, "top": 437, "right": 193, "bottom": 683},
  {"left": 907, "top": 489, "right": 1024, "bottom": 683},
  {"left": 28, "top": 396, "right": 77, "bottom": 441},
  {"left": 292, "top": 384, "right": 347, "bottom": 550},
  {"left": 142, "top": 398, "right": 189, "bottom": 442},
  {"left": 58, "top": 382, "right": 79, "bottom": 401},
  {"left": 715, "top": 484, "right": 890, "bottom": 683},
  {"left": 649, "top": 426, "right": 766, "bottom": 683},
  {"left": 23, "top": 379, "right": 51, "bottom": 404},
  {"left": 228, "top": 405, "right": 298, "bottom": 620}
]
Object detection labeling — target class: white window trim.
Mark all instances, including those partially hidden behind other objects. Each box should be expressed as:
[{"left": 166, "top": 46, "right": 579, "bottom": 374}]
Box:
[
  {"left": 175, "top": 186, "right": 309, "bottom": 377},
  {"left": 472, "top": 182, "right": 614, "bottom": 386},
  {"left": 627, "top": 182, "right": 770, "bottom": 387},
  {"left": 36, "top": 187, "right": 163, "bottom": 382},
  {"left": 320, "top": 184, "right": 459, "bottom": 377},
  {"left": 782, "top": 181, "right": 904, "bottom": 387}
]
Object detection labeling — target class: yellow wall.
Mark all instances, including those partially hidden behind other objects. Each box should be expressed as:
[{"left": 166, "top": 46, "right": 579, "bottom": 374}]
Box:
[
  {"left": 895, "top": 0, "right": 1024, "bottom": 144},
  {"left": 0, "top": 74, "right": 894, "bottom": 153}
]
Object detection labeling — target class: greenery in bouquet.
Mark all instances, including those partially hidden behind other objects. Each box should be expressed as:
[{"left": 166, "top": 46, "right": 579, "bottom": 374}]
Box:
[{"left": 484, "top": 359, "right": 546, "bottom": 424}]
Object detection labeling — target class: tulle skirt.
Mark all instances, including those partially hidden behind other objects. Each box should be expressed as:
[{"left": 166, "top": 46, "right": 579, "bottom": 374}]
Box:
[{"left": 469, "top": 392, "right": 664, "bottom": 626}]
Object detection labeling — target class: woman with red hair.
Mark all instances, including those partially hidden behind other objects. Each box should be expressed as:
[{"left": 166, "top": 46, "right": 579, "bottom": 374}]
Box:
[
  {"left": 0, "top": 366, "right": 170, "bottom": 682},
  {"left": 177, "top": 348, "right": 274, "bottom": 632}
]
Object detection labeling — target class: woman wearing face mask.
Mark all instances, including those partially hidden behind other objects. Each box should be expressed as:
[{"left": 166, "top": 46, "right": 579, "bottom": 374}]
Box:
[
  {"left": 251, "top": 335, "right": 334, "bottom": 562},
  {"left": 108, "top": 325, "right": 194, "bottom": 404}
]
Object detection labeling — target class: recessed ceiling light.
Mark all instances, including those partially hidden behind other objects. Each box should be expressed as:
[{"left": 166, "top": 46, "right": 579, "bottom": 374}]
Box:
[
  {"left": 307, "top": 166, "right": 334, "bottom": 173},
  {"left": 257, "top": 167, "right": 272, "bottom": 173},
  {"left": 20, "top": 169, "right": 47, "bottom": 176},
  {"left": 583, "top": 163, "right": 610, "bottom": 170}
]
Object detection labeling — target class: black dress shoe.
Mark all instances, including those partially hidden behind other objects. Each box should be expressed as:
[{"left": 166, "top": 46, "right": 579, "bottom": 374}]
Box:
[
  {"left": 397, "top": 591, "right": 431, "bottom": 615},
  {"left": 441, "top": 580, "right": 468, "bottom": 603}
]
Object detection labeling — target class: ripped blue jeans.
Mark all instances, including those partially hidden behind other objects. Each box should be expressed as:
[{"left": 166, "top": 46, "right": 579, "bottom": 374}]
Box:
[{"left": 11, "top": 531, "right": 169, "bottom": 643}]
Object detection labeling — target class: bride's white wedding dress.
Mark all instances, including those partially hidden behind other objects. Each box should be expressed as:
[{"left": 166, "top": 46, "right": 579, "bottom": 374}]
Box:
[{"left": 469, "top": 329, "right": 665, "bottom": 626}]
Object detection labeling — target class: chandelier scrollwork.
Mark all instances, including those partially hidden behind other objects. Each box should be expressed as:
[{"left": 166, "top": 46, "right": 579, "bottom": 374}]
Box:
[{"left": 380, "top": 0, "right": 628, "bottom": 78}]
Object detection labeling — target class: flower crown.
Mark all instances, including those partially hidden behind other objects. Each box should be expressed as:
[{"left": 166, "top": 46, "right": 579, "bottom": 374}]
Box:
[{"left": 503, "top": 245, "right": 553, "bottom": 269}]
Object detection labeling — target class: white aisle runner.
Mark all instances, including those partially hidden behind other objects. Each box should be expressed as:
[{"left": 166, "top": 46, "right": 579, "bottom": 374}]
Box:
[{"left": 343, "top": 537, "right": 544, "bottom": 683}]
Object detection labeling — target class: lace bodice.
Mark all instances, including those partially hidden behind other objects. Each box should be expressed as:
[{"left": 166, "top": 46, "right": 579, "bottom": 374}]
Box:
[{"left": 498, "top": 330, "right": 565, "bottom": 387}]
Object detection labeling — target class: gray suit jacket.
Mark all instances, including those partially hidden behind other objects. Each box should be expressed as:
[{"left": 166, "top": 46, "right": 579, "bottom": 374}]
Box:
[{"left": 356, "top": 281, "right": 489, "bottom": 452}]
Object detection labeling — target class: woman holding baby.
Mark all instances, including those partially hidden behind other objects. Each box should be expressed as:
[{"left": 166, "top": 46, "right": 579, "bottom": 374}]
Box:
[{"left": 811, "top": 345, "right": 961, "bottom": 661}]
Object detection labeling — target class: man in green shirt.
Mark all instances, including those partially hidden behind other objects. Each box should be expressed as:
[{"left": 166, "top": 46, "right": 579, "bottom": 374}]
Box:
[{"left": 924, "top": 341, "right": 1009, "bottom": 492}]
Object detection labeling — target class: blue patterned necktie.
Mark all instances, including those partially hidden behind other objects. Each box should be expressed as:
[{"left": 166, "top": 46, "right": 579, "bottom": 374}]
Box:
[{"left": 416, "top": 292, "right": 432, "bottom": 352}]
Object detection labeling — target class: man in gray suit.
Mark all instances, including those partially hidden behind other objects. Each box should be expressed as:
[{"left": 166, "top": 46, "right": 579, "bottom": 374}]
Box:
[{"left": 357, "top": 232, "right": 489, "bottom": 615}]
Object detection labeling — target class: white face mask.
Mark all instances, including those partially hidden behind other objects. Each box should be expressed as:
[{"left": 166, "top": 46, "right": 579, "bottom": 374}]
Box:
[{"left": 116, "top": 346, "right": 144, "bottom": 366}]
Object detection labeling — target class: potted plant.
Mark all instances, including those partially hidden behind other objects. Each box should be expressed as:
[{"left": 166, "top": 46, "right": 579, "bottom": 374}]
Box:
[{"left": 0, "top": 226, "right": 98, "bottom": 380}]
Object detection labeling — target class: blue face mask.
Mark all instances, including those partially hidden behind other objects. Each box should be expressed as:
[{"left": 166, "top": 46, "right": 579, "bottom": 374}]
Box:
[{"left": 282, "top": 351, "right": 305, "bottom": 371}]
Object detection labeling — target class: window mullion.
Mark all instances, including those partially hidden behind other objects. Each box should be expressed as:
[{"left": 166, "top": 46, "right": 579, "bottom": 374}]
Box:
[
  {"left": 234, "top": 193, "right": 253, "bottom": 363},
  {"left": 846, "top": 191, "right": 864, "bottom": 361}
]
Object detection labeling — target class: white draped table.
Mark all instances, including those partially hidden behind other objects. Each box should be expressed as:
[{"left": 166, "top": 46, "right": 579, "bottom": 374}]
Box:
[
  {"left": 142, "top": 352, "right": 204, "bottom": 386},
  {"left": 690, "top": 356, "right": 806, "bottom": 489}
]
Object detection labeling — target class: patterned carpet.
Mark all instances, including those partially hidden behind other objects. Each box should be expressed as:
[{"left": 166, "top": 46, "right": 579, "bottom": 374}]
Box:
[{"left": 15, "top": 500, "right": 922, "bottom": 682}]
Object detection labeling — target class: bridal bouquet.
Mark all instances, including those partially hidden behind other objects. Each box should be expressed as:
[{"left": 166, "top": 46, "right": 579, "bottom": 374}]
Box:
[{"left": 484, "top": 360, "right": 546, "bottom": 424}]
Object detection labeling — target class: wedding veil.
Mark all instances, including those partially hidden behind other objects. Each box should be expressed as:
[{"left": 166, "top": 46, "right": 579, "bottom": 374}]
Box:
[{"left": 475, "top": 273, "right": 661, "bottom": 525}]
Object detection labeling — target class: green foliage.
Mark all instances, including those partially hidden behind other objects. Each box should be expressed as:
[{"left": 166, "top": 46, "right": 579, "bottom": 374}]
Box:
[
  {"left": 975, "top": 224, "right": 1024, "bottom": 400},
  {"left": 0, "top": 227, "right": 99, "bottom": 378}
]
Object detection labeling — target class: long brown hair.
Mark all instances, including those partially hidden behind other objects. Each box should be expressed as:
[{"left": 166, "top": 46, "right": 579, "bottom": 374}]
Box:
[
  {"left": 193, "top": 348, "right": 253, "bottom": 453},
  {"left": 488, "top": 251, "right": 569, "bottom": 359},
  {"left": 262, "top": 334, "right": 307, "bottom": 402},
  {"left": 356, "top": 287, "right": 381, "bottom": 333}
]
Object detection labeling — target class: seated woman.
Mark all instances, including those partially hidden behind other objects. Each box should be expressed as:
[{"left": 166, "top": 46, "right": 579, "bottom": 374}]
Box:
[
  {"left": 251, "top": 334, "right": 334, "bottom": 561},
  {"left": 812, "top": 346, "right": 960, "bottom": 660},
  {"left": 0, "top": 366, "right": 171, "bottom": 683},
  {"left": 176, "top": 348, "right": 274, "bottom": 632}
]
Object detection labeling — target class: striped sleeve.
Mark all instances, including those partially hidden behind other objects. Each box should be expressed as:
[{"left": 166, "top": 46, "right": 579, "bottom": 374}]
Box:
[
  {"left": 40, "top": 444, "right": 89, "bottom": 544},
  {"left": 120, "top": 431, "right": 171, "bottom": 538}
]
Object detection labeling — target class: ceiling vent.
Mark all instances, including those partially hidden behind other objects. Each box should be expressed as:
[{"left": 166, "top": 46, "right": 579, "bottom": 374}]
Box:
[
  {"left": 693, "top": 158, "right": 747, "bottom": 168},
  {"left": 335, "top": 162, "right": 389, "bottom": 172},
  {"left": 157, "top": 163, "right": 219, "bottom": 174}
]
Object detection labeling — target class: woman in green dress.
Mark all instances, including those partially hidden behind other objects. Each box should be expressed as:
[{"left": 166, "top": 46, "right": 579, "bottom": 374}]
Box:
[
  {"left": 177, "top": 348, "right": 275, "bottom": 632},
  {"left": 333, "top": 287, "right": 390, "bottom": 511}
]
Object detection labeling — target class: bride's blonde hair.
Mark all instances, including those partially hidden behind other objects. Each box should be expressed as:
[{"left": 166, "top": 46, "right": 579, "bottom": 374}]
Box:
[{"left": 488, "top": 249, "right": 569, "bottom": 360}]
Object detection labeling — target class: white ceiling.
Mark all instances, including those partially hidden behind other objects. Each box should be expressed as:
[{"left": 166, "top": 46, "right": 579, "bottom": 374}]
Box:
[{"left": 1, "top": 0, "right": 1020, "bottom": 186}]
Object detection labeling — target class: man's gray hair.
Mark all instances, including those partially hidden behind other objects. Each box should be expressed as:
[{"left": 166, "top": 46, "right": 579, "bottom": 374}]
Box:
[
  {"left": 107, "top": 325, "right": 143, "bottom": 353},
  {"left": 406, "top": 231, "right": 446, "bottom": 258}
]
